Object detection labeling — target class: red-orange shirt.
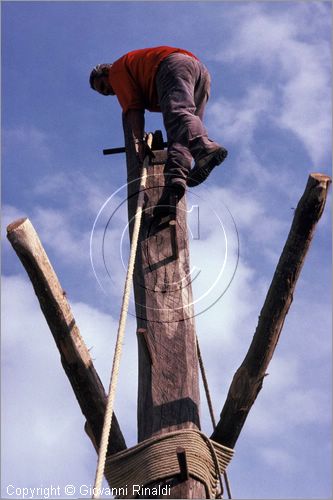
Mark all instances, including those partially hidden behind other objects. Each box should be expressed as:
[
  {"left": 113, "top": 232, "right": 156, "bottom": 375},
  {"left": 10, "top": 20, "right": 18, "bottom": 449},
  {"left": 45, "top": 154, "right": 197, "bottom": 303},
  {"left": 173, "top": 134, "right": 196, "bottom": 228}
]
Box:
[{"left": 108, "top": 46, "right": 198, "bottom": 113}]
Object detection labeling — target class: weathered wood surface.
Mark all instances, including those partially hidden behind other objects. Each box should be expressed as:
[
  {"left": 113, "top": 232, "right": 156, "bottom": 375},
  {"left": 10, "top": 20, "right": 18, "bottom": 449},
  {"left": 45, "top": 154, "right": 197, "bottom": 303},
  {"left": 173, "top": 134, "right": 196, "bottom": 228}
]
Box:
[
  {"left": 7, "top": 218, "right": 126, "bottom": 455},
  {"left": 123, "top": 116, "right": 206, "bottom": 498},
  {"left": 211, "top": 173, "right": 331, "bottom": 449}
]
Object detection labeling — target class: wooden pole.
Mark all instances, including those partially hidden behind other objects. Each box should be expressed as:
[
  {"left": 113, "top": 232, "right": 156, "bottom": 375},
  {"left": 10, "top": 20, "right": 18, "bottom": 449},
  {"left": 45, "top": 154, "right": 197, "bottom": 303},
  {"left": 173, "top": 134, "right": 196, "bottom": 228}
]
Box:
[
  {"left": 123, "top": 117, "right": 206, "bottom": 498},
  {"left": 211, "top": 173, "right": 331, "bottom": 449},
  {"left": 7, "top": 218, "right": 126, "bottom": 456}
]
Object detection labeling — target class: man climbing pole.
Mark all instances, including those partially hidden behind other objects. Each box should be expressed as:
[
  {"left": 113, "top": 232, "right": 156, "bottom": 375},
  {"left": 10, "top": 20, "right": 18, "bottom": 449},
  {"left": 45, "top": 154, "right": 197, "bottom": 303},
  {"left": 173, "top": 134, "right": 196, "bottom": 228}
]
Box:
[{"left": 89, "top": 45, "right": 227, "bottom": 214}]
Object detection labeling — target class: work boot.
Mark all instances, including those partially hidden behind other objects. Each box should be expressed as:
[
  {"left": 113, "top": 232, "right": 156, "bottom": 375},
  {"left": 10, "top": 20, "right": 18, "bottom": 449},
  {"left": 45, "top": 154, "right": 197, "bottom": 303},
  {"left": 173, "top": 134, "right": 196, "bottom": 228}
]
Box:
[
  {"left": 153, "top": 182, "right": 185, "bottom": 219},
  {"left": 187, "top": 147, "right": 228, "bottom": 187}
]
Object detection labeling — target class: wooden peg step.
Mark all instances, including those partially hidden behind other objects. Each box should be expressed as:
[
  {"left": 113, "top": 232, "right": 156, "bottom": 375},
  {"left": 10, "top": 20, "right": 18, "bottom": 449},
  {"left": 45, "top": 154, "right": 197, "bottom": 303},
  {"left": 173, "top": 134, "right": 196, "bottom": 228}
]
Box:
[{"left": 176, "top": 446, "right": 190, "bottom": 481}]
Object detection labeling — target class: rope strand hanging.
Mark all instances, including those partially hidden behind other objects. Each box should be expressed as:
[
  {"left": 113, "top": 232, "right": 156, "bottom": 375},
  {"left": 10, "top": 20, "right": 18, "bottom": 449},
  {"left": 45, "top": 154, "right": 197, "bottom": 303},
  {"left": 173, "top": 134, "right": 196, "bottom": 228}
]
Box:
[
  {"left": 92, "top": 134, "right": 153, "bottom": 499},
  {"left": 197, "top": 337, "right": 232, "bottom": 499}
]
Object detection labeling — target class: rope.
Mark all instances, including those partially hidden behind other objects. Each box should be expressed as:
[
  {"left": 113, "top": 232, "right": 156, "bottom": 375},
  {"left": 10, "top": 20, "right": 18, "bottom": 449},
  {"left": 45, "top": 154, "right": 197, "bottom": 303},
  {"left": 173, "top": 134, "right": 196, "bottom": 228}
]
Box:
[
  {"left": 197, "top": 338, "right": 217, "bottom": 429},
  {"left": 92, "top": 134, "right": 153, "bottom": 499},
  {"left": 105, "top": 429, "right": 234, "bottom": 499},
  {"left": 197, "top": 338, "right": 232, "bottom": 499}
]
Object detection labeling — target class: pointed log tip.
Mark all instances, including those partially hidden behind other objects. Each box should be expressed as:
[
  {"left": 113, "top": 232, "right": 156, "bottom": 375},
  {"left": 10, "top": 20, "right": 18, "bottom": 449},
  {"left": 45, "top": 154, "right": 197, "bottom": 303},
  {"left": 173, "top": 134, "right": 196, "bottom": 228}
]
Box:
[{"left": 6, "top": 217, "right": 29, "bottom": 234}]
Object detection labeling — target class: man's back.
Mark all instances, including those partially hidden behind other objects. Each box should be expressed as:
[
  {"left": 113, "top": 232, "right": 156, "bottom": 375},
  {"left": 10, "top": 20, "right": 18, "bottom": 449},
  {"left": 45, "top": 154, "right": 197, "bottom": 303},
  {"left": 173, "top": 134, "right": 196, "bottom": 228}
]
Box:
[{"left": 109, "top": 46, "right": 197, "bottom": 112}]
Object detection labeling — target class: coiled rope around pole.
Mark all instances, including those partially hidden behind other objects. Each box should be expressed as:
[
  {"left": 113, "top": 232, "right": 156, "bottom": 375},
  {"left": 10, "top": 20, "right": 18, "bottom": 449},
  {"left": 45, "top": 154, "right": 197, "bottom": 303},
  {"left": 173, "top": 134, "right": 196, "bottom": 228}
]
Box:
[
  {"left": 92, "top": 134, "right": 153, "bottom": 499},
  {"left": 104, "top": 429, "right": 234, "bottom": 499}
]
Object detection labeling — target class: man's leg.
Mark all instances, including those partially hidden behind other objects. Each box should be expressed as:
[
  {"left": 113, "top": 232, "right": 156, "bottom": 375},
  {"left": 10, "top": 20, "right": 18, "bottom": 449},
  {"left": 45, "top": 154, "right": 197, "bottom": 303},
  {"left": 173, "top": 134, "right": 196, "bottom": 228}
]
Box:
[
  {"left": 187, "top": 64, "right": 228, "bottom": 186},
  {"left": 156, "top": 54, "right": 210, "bottom": 179},
  {"left": 156, "top": 53, "right": 226, "bottom": 188},
  {"left": 154, "top": 54, "right": 197, "bottom": 217},
  {"left": 152, "top": 141, "right": 190, "bottom": 218},
  {"left": 165, "top": 142, "right": 192, "bottom": 189},
  {"left": 156, "top": 53, "right": 227, "bottom": 186}
]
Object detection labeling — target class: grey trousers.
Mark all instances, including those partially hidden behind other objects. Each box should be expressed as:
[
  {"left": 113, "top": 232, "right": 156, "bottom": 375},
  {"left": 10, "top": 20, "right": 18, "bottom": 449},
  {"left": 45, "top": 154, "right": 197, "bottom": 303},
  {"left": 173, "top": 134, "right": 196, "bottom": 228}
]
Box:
[{"left": 156, "top": 53, "right": 220, "bottom": 187}]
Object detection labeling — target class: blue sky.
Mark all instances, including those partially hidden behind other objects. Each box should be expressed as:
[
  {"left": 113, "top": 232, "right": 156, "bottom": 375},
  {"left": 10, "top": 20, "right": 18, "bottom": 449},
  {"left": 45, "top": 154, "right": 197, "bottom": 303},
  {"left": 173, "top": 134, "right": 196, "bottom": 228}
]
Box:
[{"left": 1, "top": 1, "right": 332, "bottom": 499}]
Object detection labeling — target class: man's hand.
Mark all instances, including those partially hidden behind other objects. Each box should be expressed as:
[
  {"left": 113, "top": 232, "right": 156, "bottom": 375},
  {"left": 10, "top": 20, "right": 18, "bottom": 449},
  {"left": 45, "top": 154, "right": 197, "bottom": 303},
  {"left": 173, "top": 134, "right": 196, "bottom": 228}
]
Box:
[{"left": 124, "top": 109, "right": 145, "bottom": 163}]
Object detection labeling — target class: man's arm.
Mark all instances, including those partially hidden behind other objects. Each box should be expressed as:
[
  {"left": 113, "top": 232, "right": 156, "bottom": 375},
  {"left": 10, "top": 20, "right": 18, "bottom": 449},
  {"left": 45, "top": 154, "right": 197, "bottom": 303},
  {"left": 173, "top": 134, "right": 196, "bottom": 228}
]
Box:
[{"left": 124, "top": 109, "right": 145, "bottom": 161}]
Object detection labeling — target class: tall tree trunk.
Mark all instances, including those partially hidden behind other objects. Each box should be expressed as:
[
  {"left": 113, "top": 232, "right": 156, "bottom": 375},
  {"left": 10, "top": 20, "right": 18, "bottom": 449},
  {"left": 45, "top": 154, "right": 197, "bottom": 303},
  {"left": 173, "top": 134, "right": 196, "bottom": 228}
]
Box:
[{"left": 123, "top": 117, "right": 206, "bottom": 498}]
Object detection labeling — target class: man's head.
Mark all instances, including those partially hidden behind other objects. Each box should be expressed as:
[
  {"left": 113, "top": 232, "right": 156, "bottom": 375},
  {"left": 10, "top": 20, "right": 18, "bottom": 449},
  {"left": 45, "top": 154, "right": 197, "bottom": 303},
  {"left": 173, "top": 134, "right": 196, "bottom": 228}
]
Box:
[{"left": 89, "top": 64, "right": 115, "bottom": 96}]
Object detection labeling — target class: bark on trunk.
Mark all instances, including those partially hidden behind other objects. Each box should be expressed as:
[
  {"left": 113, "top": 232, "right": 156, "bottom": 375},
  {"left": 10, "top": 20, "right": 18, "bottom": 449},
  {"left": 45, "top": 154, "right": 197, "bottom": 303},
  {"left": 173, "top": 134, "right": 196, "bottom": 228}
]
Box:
[{"left": 123, "top": 117, "right": 206, "bottom": 498}]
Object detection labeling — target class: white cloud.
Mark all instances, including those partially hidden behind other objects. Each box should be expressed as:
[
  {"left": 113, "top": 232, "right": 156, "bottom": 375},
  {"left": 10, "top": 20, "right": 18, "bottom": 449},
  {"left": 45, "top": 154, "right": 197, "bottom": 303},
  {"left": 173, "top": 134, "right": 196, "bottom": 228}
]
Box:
[
  {"left": 33, "top": 171, "right": 127, "bottom": 219},
  {"left": 258, "top": 446, "right": 297, "bottom": 471},
  {"left": 189, "top": 184, "right": 288, "bottom": 278},
  {"left": 208, "top": 86, "right": 273, "bottom": 146},
  {"left": 3, "top": 126, "right": 52, "bottom": 161},
  {"left": 1, "top": 275, "right": 93, "bottom": 492},
  {"left": 201, "top": 185, "right": 287, "bottom": 246},
  {"left": 1, "top": 272, "right": 139, "bottom": 495},
  {"left": 70, "top": 300, "right": 139, "bottom": 426},
  {"left": 245, "top": 374, "right": 330, "bottom": 438},
  {"left": 32, "top": 207, "right": 91, "bottom": 264},
  {"left": 212, "top": 4, "right": 331, "bottom": 164},
  {"left": 279, "top": 62, "right": 331, "bottom": 164},
  {"left": 207, "top": 89, "right": 294, "bottom": 194},
  {"left": 263, "top": 356, "right": 299, "bottom": 391},
  {"left": 3, "top": 172, "right": 130, "bottom": 281}
]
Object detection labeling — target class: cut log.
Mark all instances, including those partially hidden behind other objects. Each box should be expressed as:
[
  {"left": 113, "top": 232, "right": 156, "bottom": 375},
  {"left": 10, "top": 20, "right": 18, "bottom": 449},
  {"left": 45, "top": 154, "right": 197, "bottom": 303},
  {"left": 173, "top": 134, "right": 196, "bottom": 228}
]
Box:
[
  {"left": 7, "top": 218, "right": 126, "bottom": 455},
  {"left": 212, "top": 173, "right": 331, "bottom": 449}
]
